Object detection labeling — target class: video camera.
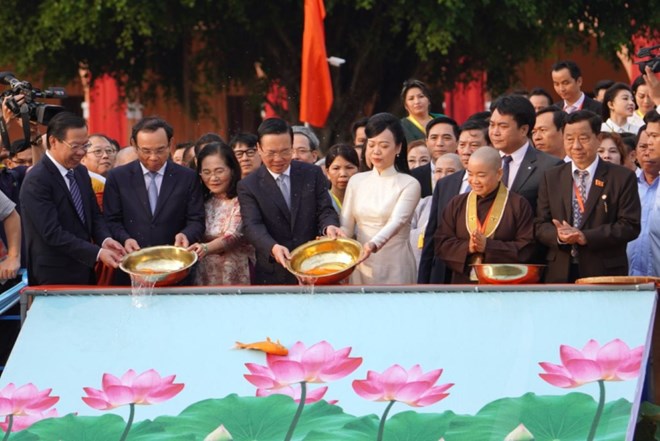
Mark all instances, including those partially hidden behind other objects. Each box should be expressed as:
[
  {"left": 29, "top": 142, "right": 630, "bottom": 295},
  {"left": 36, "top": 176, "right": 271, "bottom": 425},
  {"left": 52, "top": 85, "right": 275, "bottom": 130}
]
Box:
[
  {"left": 635, "top": 45, "right": 660, "bottom": 74},
  {"left": 0, "top": 72, "right": 66, "bottom": 125}
]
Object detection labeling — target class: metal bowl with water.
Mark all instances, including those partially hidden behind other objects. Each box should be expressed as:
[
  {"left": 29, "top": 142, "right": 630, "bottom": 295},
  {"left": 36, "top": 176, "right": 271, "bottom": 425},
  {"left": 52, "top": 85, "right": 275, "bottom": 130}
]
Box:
[
  {"left": 471, "top": 263, "right": 545, "bottom": 284},
  {"left": 120, "top": 245, "right": 198, "bottom": 286},
  {"left": 286, "top": 238, "right": 363, "bottom": 285}
]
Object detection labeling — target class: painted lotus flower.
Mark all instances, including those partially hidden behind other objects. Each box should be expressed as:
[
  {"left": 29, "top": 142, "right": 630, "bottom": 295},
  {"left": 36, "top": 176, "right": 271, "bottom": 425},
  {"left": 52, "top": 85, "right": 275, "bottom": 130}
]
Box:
[
  {"left": 82, "top": 368, "right": 184, "bottom": 410},
  {"left": 0, "top": 409, "right": 58, "bottom": 433},
  {"left": 257, "top": 384, "right": 337, "bottom": 404},
  {"left": 538, "top": 339, "right": 644, "bottom": 388},
  {"left": 352, "top": 364, "right": 453, "bottom": 407},
  {"left": 0, "top": 383, "right": 59, "bottom": 417},
  {"left": 244, "top": 340, "right": 362, "bottom": 389}
]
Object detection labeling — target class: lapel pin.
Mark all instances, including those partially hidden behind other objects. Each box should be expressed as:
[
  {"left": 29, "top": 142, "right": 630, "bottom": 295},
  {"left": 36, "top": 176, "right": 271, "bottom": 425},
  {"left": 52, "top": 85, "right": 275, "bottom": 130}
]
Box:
[
  {"left": 602, "top": 194, "right": 608, "bottom": 213},
  {"left": 595, "top": 179, "right": 604, "bottom": 187}
]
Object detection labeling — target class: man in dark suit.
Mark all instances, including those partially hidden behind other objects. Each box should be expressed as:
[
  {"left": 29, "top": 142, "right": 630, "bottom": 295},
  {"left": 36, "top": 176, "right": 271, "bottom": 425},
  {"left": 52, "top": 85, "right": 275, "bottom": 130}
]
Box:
[
  {"left": 418, "top": 119, "right": 488, "bottom": 283},
  {"left": 489, "top": 95, "right": 564, "bottom": 214},
  {"left": 19, "top": 112, "right": 125, "bottom": 285},
  {"left": 237, "top": 118, "right": 342, "bottom": 285},
  {"left": 535, "top": 110, "right": 641, "bottom": 282},
  {"left": 103, "top": 117, "right": 205, "bottom": 284},
  {"left": 551, "top": 60, "right": 602, "bottom": 115},
  {"left": 411, "top": 116, "right": 459, "bottom": 198}
]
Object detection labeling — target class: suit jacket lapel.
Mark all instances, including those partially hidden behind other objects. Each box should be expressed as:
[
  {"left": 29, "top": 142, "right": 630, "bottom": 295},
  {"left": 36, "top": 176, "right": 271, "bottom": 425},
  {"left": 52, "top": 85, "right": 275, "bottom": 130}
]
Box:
[
  {"left": 289, "top": 162, "right": 302, "bottom": 225},
  {"left": 153, "top": 161, "right": 176, "bottom": 219},
  {"left": 560, "top": 164, "right": 573, "bottom": 223},
  {"left": 259, "top": 167, "right": 291, "bottom": 224},
  {"left": 511, "top": 146, "right": 536, "bottom": 193},
  {"left": 579, "top": 160, "right": 607, "bottom": 228},
  {"left": 129, "top": 162, "right": 152, "bottom": 218}
]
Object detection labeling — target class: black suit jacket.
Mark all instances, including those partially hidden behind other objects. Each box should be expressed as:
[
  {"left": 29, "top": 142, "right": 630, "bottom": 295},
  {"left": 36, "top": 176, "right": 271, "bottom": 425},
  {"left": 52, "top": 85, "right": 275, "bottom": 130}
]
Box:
[
  {"left": 554, "top": 95, "right": 602, "bottom": 115},
  {"left": 535, "top": 160, "right": 641, "bottom": 282},
  {"left": 237, "top": 161, "right": 339, "bottom": 285},
  {"left": 508, "top": 146, "right": 564, "bottom": 214},
  {"left": 104, "top": 160, "right": 205, "bottom": 247},
  {"left": 411, "top": 163, "right": 433, "bottom": 198},
  {"left": 417, "top": 170, "right": 465, "bottom": 283},
  {"left": 19, "top": 155, "right": 110, "bottom": 285}
]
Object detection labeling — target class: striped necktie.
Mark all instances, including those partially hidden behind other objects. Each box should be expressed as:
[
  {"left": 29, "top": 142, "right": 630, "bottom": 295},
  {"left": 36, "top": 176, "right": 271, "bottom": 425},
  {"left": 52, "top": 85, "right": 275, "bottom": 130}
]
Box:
[{"left": 66, "top": 170, "right": 86, "bottom": 224}]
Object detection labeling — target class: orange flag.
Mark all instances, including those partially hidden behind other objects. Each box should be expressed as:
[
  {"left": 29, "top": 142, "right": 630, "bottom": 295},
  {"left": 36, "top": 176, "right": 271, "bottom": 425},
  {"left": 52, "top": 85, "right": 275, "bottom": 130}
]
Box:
[{"left": 300, "top": 0, "right": 333, "bottom": 127}]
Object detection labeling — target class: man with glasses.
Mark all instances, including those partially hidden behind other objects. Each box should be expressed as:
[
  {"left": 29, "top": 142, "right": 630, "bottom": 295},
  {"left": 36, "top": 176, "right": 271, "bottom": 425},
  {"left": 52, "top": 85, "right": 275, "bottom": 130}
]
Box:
[
  {"left": 237, "top": 118, "right": 342, "bottom": 284},
  {"left": 81, "top": 134, "right": 116, "bottom": 178},
  {"left": 19, "top": 112, "right": 126, "bottom": 285},
  {"left": 103, "top": 116, "right": 205, "bottom": 284},
  {"left": 291, "top": 125, "right": 320, "bottom": 164},
  {"left": 230, "top": 133, "right": 262, "bottom": 178}
]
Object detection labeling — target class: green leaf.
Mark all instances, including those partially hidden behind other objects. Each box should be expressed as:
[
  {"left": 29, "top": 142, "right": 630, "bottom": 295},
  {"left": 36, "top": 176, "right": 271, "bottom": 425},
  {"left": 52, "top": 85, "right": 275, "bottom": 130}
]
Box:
[
  {"left": 303, "top": 410, "right": 457, "bottom": 441},
  {"left": 443, "top": 392, "right": 631, "bottom": 441},
  {"left": 24, "top": 413, "right": 127, "bottom": 441},
  {"left": 154, "top": 394, "right": 355, "bottom": 440}
]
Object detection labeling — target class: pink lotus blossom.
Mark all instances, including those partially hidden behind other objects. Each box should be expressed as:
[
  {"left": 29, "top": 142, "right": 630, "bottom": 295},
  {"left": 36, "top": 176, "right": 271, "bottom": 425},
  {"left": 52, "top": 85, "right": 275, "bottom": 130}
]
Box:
[
  {"left": 244, "top": 341, "right": 362, "bottom": 389},
  {"left": 352, "top": 364, "right": 453, "bottom": 407},
  {"left": 539, "top": 339, "right": 644, "bottom": 388},
  {"left": 0, "top": 408, "right": 58, "bottom": 433},
  {"left": 82, "top": 369, "right": 184, "bottom": 410},
  {"left": 0, "top": 383, "right": 59, "bottom": 417},
  {"left": 256, "top": 384, "right": 337, "bottom": 404}
]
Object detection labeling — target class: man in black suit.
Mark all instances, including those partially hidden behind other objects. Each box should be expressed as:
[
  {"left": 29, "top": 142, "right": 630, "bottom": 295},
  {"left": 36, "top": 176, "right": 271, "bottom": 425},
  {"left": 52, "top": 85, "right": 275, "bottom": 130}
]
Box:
[
  {"left": 411, "top": 116, "right": 459, "bottom": 198},
  {"left": 103, "top": 117, "right": 205, "bottom": 284},
  {"left": 551, "top": 60, "right": 602, "bottom": 115},
  {"left": 19, "top": 112, "right": 125, "bottom": 285},
  {"left": 237, "top": 118, "right": 342, "bottom": 285},
  {"left": 535, "top": 110, "right": 641, "bottom": 282},
  {"left": 417, "top": 119, "right": 488, "bottom": 283},
  {"left": 489, "top": 95, "right": 564, "bottom": 214}
]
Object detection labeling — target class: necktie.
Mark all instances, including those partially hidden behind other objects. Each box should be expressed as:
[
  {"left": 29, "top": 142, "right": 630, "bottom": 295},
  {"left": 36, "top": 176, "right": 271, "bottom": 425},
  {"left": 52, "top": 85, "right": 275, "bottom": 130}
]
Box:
[
  {"left": 147, "top": 172, "right": 159, "bottom": 214},
  {"left": 501, "top": 155, "right": 513, "bottom": 188},
  {"left": 66, "top": 170, "right": 86, "bottom": 224},
  {"left": 571, "top": 170, "right": 588, "bottom": 257},
  {"left": 277, "top": 175, "right": 291, "bottom": 209}
]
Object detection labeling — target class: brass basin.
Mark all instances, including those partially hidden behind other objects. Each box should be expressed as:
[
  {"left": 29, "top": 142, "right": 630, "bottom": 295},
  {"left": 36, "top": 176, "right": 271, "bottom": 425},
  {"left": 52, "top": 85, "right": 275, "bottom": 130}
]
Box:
[
  {"left": 286, "top": 238, "right": 363, "bottom": 285},
  {"left": 472, "top": 264, "right": 545, "bottom": 284},
  {"left": 576, "top": 276, "right": 660, "bottom": 286},
  {"left": 120, "top": 246, "right": 198, "bottom": 286}
]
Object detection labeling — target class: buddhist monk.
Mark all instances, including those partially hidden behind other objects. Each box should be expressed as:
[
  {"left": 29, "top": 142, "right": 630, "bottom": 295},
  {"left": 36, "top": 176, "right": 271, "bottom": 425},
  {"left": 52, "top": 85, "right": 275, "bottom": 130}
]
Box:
[{"left": 434, "top": 146, "right": 536, "bottom": 283}]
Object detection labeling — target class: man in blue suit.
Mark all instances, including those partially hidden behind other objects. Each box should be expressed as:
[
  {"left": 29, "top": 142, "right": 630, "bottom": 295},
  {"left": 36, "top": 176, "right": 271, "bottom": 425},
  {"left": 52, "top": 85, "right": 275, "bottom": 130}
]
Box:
[
  {"left": 20, "top": 112, "right": 125, "bottom": 285},
  {"left": 237, "top": 118, "right": 343, "bottom": 285},
  {"left": 103, "top": 116, "right": 205, "bottom": 284}
]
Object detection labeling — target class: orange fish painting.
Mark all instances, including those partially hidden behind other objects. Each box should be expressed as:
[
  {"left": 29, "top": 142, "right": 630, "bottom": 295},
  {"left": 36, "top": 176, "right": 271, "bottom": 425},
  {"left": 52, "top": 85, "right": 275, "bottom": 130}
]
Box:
[{"left": 235, "top": 337, "right": 289, "bottom": 356}]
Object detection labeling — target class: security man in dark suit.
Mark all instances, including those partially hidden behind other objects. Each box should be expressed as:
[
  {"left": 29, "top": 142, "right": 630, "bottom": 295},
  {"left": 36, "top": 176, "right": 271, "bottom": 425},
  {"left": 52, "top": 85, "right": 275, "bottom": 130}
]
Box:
[
  {"left": 237, "top": 118, "right": 343, "bottom": 285},
  {"left": 19, "top": 112, "right": 125, "bottom": 285}
]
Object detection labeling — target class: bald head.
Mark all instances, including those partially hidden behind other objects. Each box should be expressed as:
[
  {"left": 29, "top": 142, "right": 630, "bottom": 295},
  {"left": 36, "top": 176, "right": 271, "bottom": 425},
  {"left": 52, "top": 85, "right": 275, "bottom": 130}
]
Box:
[
  {"left": 115, "top": 146, "right": 138, "bottom": 167},
  {"left": 467, "top": 146, "right": 503, "bottom": 196},
  {"left": 468, "top": 146, "right": 501, "bottom": 171},
  {"left": 433, "top": 152, "right": 464, "bottom": 182}
]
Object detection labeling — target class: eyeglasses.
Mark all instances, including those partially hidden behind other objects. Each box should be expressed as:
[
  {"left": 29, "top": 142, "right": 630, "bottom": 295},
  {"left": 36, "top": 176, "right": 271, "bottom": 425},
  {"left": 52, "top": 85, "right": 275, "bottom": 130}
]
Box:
[
  {"left": 261, "top": 148, "right": 293, "bottom": 159},
  {"left": 234, "top": 148, "right": 257, "bottom": 159},
  {"left": 60, "top": 139, "right": 92, "bottom": 152},
  {"left": 136, "top": 146, "right": 169, "bottom": 156},
  {"left": 87, "top": 148, "right": 117, "bottom": 158},
  {"left": 10, "top": 157, "right": 32, "bottom": 166},
  {"left": 200, "top": 169, "right": 227, "bottom": 179},
  {"left": 293, "top": 147, "right": 312, "bottom": 155}
]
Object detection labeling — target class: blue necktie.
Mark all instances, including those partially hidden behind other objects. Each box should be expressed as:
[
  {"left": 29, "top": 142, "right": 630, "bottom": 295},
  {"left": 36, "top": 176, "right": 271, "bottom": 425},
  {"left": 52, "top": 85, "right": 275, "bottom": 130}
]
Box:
[
  {"left": 571, "top": 170, "right": 589, "bottom": 257},
  {"left": 66, "top": 170, "right": 86, "bottom": 224},
  {"left": 501, "top": 155, "right": 513, "bottom": 188},
  {"left": 277, "top": 175, "right": 291, "bottom": 209},
  {"left": 148, "top": 172, "right": 159, "bottom": 214}
]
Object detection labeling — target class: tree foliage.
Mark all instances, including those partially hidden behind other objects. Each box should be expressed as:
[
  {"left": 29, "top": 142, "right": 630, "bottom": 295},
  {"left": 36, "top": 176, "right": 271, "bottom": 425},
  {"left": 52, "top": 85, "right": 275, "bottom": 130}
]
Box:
[{"left": 0, "top": 0, "right": 656, "bottom": 143}]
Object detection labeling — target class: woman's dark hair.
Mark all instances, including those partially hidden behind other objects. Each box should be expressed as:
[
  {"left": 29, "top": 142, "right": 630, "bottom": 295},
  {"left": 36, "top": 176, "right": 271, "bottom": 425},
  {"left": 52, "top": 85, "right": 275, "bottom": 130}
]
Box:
[
  {"left": 400, "top": 79, "right": 431, "bottom": 103},
  {"left": 358, "top": 142, "right": 370, "bottom": 172},
  {"left": 325, "top": 143, "right": 360, "bottom": 170},
  {"left": 364, "top": 112, "right": 410, "bottom": 174},
  {"left": 196, "top": 142, "right": 241, "bottom": 200},
  {"left": 602, "top": 83, "right": 633, "bottom": 122}
]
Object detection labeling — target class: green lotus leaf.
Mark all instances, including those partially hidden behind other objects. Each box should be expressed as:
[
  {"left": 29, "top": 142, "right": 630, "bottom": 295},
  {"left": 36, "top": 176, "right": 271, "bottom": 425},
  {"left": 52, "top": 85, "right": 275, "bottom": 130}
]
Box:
[
  {"left": 303, "top": 409, "right": 457, "bottom": 441},
  {"left": 443, "top": 393, "right": 631, "bottom": 441},
  {"left": 154, "top": 394, "right": 355, "bottom": 440}
]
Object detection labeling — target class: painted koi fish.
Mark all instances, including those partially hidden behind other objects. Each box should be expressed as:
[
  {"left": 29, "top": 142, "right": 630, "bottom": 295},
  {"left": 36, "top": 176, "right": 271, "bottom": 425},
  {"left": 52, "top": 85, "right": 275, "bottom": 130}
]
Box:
[{"left": 235, "top": 337, "right": 289, "bottom": 356}]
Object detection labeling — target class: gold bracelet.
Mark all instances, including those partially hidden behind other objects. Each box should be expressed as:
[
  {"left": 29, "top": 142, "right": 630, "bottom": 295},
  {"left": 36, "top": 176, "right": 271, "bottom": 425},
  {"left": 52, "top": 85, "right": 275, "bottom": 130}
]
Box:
[{"left": 202, "top": 243, "right": 208, "bottom": 255}]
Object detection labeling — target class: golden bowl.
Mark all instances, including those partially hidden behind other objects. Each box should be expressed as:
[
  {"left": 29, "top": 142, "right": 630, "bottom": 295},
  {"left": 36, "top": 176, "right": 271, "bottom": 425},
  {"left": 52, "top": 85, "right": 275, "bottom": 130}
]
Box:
[
  {"left": 120, "top": 246, "right": 198, "bottom": 286},
  {"left": 472, "top": 263, "right": 545, "bottom": 284},
  {"left": 286, "top": 238, "right": 363, "bottom": 285},
  {"left": 576, "top": 276, "right": 660, "bottom": 287}
]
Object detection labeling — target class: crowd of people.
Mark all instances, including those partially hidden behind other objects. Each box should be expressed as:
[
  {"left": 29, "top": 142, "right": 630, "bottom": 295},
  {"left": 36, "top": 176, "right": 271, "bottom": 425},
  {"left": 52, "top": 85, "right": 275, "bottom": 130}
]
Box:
[{"left": 0, "top": 59, "right": 658, "bottom": 287}]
